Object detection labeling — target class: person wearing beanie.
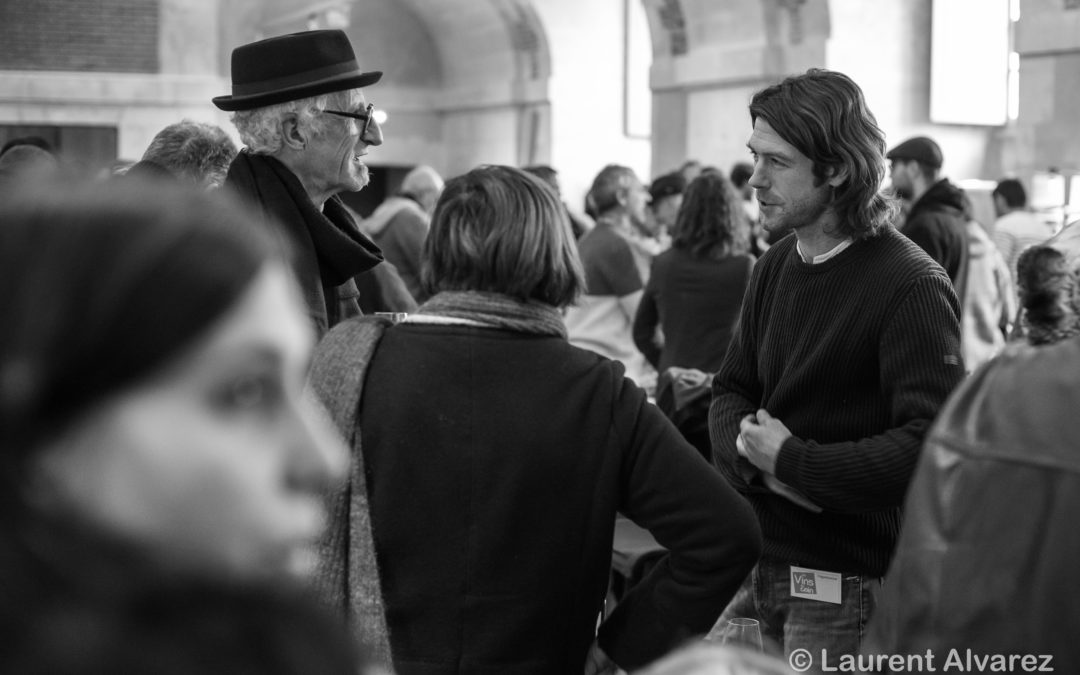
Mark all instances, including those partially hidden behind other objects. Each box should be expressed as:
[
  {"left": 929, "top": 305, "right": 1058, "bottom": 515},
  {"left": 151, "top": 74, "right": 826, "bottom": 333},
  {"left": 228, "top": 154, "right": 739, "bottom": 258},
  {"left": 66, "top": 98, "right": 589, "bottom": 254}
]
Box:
[
  {"left": 647, "top": 171, "right": 687, "bottom": 236},
  {"left": 887, "top": 135, "right": 970, "bottom": 297}
]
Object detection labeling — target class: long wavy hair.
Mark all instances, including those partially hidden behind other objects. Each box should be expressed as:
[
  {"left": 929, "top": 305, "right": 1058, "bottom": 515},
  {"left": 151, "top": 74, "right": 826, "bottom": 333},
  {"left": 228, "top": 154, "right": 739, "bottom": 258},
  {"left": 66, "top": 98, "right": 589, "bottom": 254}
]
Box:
[
  {"left": 670, "top": 170, "right": 749, "bottom": 260},
  {"left": 749, "top": 68, "right": 898, "bottom": 240}
]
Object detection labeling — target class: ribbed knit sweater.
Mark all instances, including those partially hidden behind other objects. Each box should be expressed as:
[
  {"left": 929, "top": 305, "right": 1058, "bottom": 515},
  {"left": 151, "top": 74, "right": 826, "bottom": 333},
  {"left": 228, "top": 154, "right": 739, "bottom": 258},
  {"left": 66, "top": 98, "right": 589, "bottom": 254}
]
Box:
[{"left": 709, "top": 225, "right": 965, "bottom": 576}]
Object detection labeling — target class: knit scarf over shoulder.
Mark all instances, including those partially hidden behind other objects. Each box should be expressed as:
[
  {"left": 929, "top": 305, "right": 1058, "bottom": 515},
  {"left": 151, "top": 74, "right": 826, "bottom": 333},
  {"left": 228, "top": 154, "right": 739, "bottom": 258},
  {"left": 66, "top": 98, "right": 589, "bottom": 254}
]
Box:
[
  {"left": 306, "top": 317, "right": 393, "bottom": 668},
  {"left": 409, "top": 291, "right": 567, "bottom": 338}
]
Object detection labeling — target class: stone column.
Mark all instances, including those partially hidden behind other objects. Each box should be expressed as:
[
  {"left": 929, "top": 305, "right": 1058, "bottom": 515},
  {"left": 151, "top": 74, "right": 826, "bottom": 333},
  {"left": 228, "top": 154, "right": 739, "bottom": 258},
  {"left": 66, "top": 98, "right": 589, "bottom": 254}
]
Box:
[
  {"left": 645, "top": 0, "right": 830, "bottom": 177},
  {"left": 1012, "top": 0, "right": 1080, "bottom": 178}
]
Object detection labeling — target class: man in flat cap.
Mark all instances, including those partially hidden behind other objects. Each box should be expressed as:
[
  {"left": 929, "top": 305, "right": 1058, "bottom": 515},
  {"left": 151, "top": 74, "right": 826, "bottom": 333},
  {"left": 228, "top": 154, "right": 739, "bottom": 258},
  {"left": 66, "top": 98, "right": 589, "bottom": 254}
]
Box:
[
  {"left": 214, "top": 29, "right": 385, "bottom": 336},
  {"left": 887, "top": 135, "right": 969, "bottom": 296},
  {"left": 647, "top": 171, "right": 686, "bottom": 239}
]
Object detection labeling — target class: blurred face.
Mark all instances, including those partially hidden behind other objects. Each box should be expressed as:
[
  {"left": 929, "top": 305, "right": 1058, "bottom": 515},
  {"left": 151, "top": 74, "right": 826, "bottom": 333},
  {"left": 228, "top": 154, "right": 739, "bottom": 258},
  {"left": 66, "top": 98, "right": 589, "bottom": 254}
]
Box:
[
  {"left": 889, "top": 159, "right": 916, "bottom": 201},
  {"left": 301, "top": 90, "right": 384, "bottom": 198},
  {"left": 624, "top": 173, "right": 652, "bottom": 233},
  {"left": 747, "top": 117, "right": 832, "bottom": 236},
  {"left": 651, "top": 193, "right": 683, "bottom": 230},
  {"left": 32, "top": 263, "right": 347, "bottom": 578},
  {"left": 416, "top": 181, "right": 445, "bottom": 215}
]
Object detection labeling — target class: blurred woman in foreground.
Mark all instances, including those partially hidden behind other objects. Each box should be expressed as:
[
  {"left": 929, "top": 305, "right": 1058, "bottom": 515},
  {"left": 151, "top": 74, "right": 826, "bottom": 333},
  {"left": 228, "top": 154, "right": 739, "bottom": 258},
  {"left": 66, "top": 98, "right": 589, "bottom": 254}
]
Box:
[
  {"left": 0, "top": 180, "right": 372, "bottom": 673},
  {"left": 310, "top": 165, "right": 761, "bottom": 674}
]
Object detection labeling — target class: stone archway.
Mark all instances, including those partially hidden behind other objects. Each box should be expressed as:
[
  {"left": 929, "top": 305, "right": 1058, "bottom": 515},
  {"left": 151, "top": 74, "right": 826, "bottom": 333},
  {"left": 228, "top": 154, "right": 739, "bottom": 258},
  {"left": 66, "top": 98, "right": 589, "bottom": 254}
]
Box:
[
  {"left": 240, "top": 0, "right": 552, "bottom": 176},
  {"left": 638, "top": 0, "right": 831, "bottom": 176},
  {"left": 398, "top": 0, "right": 553, "bottom": 173}
]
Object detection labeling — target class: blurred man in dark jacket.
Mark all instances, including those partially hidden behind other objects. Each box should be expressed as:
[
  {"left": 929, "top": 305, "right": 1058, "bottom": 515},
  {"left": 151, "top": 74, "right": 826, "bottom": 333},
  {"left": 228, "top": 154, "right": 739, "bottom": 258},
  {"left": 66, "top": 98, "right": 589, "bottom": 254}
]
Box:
[{"left": 888, "top": 136, "right": 969, "bottom": 298}]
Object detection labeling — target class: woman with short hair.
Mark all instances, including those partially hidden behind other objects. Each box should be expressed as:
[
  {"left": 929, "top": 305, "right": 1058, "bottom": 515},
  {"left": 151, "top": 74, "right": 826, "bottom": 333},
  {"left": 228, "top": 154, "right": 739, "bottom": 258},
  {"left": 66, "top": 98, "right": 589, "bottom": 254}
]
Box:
[{"left": 310, "top": 165, "right": 762, "bottom": 675}]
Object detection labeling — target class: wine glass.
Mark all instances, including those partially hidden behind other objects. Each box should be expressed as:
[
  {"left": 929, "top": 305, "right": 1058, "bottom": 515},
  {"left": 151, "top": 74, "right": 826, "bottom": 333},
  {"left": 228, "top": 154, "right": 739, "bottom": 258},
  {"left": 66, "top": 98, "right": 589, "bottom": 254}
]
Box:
[{"left": 719, "top": 617, "right": 764, "bottom": 651}]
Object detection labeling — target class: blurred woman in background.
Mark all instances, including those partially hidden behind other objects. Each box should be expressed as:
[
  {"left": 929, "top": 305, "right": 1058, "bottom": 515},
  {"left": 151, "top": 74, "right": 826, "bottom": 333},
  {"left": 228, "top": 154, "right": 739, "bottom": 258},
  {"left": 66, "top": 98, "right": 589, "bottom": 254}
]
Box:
[
  {"left": 632, "top": 169, "right": 755, "bottom": 459},
  {"left": 309, "top": 165, "right": 761, "bottom": 675},
  {"left": 633, "top": 169, "right": 754, "bottom": 376},
  {"left": 0, "top": 179, "right": 376, "bottom": 673}
]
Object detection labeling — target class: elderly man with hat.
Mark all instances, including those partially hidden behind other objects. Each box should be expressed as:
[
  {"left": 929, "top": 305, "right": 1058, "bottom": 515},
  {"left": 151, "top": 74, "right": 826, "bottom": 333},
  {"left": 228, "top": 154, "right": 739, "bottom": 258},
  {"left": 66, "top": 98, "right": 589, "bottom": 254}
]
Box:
[
  {"left": 214, "top": 29, "right": 385, "bottom": 336},
  {"left": 887, "top": 135, "right": 969, "bottom": 295}
]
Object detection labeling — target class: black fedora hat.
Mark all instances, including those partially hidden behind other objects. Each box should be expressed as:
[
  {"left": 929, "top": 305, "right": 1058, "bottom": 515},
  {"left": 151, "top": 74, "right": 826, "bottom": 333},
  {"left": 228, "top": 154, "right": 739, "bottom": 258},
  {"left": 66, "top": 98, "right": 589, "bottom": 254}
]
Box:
[{"left": 213, "top": 29, "right": 381, "bottom": 111}]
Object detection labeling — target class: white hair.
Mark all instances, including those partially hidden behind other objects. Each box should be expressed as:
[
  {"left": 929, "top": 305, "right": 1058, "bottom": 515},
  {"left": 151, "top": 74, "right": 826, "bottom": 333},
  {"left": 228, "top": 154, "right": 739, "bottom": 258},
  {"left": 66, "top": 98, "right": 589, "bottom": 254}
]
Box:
[{"left": 230, "top": 89, "right": 361, "bottom": 155}]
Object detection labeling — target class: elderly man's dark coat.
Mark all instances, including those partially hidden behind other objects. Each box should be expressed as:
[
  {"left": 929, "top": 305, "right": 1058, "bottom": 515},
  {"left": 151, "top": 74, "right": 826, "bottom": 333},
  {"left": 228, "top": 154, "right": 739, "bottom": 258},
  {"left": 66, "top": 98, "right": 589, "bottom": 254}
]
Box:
[{"left": 225, "top": 151, "right": 382, "bottom": 335}]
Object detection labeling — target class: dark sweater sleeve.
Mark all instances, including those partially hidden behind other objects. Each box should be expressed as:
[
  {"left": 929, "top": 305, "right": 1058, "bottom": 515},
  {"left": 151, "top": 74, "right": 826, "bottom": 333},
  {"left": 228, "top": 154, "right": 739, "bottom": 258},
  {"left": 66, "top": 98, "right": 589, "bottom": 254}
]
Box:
[
  {"left": 773, "top": 274, "right": 965, "bottom": 512},
  {"left": 632, "top": 275, "right": 662, "bottom": 368},
  {"left": 597, "top": 375, "right": 762, "bottom": 670},
  {"left": 708, "top": 268, "right": 768, "bottom": 494}
]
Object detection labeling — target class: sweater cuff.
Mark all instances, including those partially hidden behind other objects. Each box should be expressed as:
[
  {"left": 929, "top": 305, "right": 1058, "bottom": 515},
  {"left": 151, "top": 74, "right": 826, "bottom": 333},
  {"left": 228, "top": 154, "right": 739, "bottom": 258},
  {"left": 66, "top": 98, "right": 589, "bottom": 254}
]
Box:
[{"left": 774, "top": 435, "right": 807, "bottom": 487}]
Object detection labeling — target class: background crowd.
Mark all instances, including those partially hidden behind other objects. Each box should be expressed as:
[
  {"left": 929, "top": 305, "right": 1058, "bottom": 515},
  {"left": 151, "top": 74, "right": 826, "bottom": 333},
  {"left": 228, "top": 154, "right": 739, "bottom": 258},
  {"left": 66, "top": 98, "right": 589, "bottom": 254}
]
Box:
[{"left": 2, "top": 27, "right": 1078, "bottom": 675}]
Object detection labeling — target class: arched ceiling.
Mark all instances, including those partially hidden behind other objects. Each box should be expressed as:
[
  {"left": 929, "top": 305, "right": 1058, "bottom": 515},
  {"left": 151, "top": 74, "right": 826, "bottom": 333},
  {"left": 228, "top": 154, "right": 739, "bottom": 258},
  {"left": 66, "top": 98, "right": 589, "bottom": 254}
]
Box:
[
  {"left": 398, "top": 0, "right": 550, "bottom": 88},
  {"left": 254, "top": 0, "right": 550, "bottom": 92},
  {"left": 235, "top": 0, "right": 828, "bottom": 94},
  {"left": 640, "top": 0, "right": 830, "bottom": 60}
]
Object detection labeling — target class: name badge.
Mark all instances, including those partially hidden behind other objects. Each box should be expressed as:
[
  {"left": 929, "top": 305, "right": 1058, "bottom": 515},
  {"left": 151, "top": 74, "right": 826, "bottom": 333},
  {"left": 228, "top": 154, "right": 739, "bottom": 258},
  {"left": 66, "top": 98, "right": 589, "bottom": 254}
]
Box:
[{"left": 790, "top": 566, "right": 841, "bottom": 604}]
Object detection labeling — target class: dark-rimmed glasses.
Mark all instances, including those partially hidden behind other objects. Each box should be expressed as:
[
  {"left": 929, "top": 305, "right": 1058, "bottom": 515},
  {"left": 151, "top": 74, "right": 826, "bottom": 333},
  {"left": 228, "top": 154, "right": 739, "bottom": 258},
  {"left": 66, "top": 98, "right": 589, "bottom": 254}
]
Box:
[{"left": 323, "top": 102, "right": 375, "bottom": 138}]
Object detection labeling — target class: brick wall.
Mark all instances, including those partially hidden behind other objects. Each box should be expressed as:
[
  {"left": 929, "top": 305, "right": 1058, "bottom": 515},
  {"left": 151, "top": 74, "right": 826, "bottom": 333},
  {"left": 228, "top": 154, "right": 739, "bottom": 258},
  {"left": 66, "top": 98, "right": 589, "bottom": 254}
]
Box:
[{"left": 0, "top": 0, "right": 158, "bottom": 73}]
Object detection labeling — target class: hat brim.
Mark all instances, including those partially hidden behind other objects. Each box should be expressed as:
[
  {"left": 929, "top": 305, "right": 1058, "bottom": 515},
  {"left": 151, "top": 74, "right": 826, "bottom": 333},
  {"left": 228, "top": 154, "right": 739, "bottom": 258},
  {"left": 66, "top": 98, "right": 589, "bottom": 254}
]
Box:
[
  {"left": 212, "top": 70, "right": 382, "bottom": 112},
  {"left": 886, "top": 152, "right": 941, "bottom": 169}
]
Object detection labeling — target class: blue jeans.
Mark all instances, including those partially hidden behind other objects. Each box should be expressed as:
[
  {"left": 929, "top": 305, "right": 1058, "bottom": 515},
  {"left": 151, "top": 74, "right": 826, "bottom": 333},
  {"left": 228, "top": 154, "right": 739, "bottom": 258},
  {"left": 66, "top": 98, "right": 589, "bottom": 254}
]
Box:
[{"left": 708, "top": 558, "right": 880, "bottom": 674}]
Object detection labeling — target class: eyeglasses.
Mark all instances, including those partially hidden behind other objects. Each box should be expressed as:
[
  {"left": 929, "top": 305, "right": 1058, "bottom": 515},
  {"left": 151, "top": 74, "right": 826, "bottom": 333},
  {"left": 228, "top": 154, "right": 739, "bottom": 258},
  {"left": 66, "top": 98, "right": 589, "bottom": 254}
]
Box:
[{"left": 322, "top": 103, "right": 376, "bottom": 138}]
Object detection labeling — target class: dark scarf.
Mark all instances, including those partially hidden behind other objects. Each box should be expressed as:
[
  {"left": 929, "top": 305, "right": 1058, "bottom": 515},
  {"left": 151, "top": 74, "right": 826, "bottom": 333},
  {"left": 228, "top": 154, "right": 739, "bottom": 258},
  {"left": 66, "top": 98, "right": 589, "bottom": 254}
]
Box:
[
  {"left": 224, "top": 151, "right": 383, "bottom": 330},
  {"left": 412, "top": 291, "right": 567, "bottom": 338}
]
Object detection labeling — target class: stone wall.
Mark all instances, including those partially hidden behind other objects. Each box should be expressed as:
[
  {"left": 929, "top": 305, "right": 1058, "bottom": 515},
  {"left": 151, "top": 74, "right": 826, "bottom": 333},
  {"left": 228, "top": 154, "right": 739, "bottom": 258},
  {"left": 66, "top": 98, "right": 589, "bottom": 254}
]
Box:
[
  {"left": 0, "top": 0, "right": 158, "bottom": 73},
  {"left": 2, "top": 0, "right": 1073, "bottom": 209},
  {"left": 649, "top": 0, "right": 1008, "bottom": 184}
]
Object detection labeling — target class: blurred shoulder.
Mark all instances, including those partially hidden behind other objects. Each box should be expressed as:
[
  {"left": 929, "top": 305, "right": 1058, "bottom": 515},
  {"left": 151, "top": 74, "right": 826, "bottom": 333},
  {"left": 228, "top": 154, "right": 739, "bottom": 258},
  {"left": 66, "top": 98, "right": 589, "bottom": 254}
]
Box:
[
  {"left": 578, "top": 225, "right": 630, "bottom": 259},
  {"left": 931, "top": 338, "right": 1080, "bottom": 467}
]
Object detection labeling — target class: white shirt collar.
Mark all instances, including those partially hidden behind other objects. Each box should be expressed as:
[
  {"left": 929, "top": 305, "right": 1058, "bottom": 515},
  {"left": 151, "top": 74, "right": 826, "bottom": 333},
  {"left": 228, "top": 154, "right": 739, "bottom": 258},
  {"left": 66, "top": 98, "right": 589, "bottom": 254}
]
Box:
[{"left": 798, "top": 237, "right": 854, "bottom": 264}]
